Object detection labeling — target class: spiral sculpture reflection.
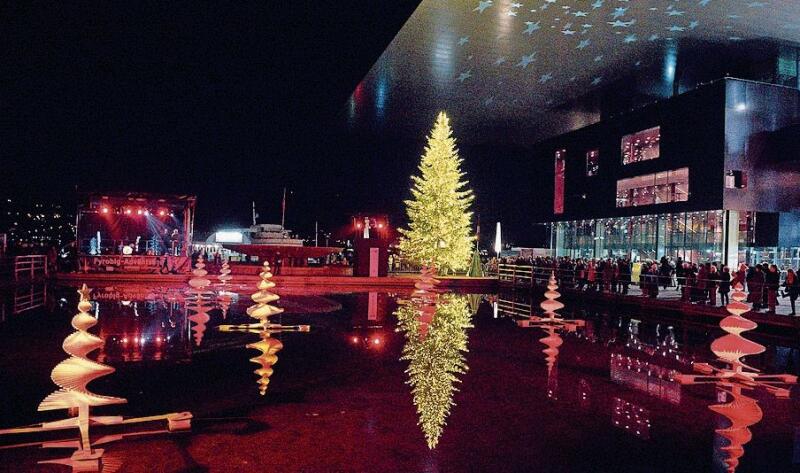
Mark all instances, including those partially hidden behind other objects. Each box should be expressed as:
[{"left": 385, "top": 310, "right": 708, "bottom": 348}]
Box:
[
  {"left": 186, "top": 255, "right": 213, "bottom": 346},
  {"left": 218, "top": 261, "right": 308, "bottom": 395},
  {"left": 516, "top": 272, "right": 584, "bottom": 397},
  {"left": 217, "top": 258, "right": 233, "bottom": 319},
  {"left": 676, "top": 283, "right": 796, "bottom": 472}
]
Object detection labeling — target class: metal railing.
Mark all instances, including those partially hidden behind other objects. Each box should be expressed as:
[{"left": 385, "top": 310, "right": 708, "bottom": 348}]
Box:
[
  {"left": 13, "top": 255, "right": 48, "bottom": 281},
  {"left": 496, "top": 263, "right": 785, "bottom": 309},
  {"left": 13, "top": 284, "right": 47, "bottom": 314}
]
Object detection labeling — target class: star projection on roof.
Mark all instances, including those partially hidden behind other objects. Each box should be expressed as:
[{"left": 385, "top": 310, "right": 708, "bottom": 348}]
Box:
[{"left": 350, "top": 0, "right": 800, "bottom": 140}]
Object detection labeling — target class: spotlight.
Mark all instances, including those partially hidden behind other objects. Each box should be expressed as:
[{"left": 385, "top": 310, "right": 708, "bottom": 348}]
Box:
[
  {"left": 136, "top": 209, "right": 143, "bottom": 215},
  {"left": 125, "top": 208, "right": 132, "bottom": 215},
  {"left": 101, "top": 207, "right": 109, "bottom": 214},
  {"left": 159, "top": 209, "right": 166, "bottom": 216},
  {"left": 144, "top": 210, "right": 150, "bottom": 216},
  {"left": 377, "top": 223, "right": 384, "bottom": 229}
]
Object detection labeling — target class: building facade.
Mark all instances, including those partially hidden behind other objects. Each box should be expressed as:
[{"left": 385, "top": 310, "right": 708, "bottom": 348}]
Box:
[{"left": 538, "top": 78, "right": 800, "bottom": 268}]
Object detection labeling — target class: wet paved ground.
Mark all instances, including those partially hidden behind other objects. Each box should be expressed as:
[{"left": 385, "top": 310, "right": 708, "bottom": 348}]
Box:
[{"left": 1, "top": 284, "right": 799, "bottom": 472}]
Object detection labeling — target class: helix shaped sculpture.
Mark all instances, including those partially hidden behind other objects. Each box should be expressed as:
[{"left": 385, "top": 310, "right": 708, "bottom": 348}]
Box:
[
  {"left": 540, "top": 272, "right": 565, "bottom": 319},
  {"left": 247, "top": 332, "right": 284, "bottom": 395},
  {"left": 216, "top": 258, "right": 233, "bottom": 318},
  {"left": 218, "top": 258, "right": 232, "bottom": 285},
  {"left": 217, "top": 260, "right": 309, "bottom": 395},
  {"left": 710, "top": 386, "right": 763, "bottom": 473},
  {"left": 246, "top": 261, "right": 284, "bottom": 326},
  {"left": 186, "top": 255, "right": 213, "bottom": 346},
  {"left": 38, "top": 284, "right": 127, "bottom": 453},
  {"left": 674, "top": 282, "right": 796, "bottom": 472},
  {"left": 516, "top": 272, "right": 584, "bottom": 396},
  {"left": 413, "top": 265, "right": 441, "bottom": 341},
  {"left": 676, "top": 283, "right": 796, "bottom": 397}
]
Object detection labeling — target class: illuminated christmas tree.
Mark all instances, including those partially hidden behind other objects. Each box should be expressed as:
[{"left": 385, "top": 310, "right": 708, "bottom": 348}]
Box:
[
  {"left": 396, "top": 292, "right": 472, "bottom": 449},
  {"left": 398, "top": 112, "right": 475, "bottom": 274}
]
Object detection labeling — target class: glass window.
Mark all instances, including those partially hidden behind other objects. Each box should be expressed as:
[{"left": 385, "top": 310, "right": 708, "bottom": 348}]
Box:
[
  {"left": 616, "top": 167, "right": 689, "bottom": 208},
  {"left": 554, "top": 149, "right": 565, "bottom": 214},
  {"left": 586, "top": 149, "right": 599, "bottom": 176},
  {"left": 621, "top": 127, "right": 660, "bottom": 164}
]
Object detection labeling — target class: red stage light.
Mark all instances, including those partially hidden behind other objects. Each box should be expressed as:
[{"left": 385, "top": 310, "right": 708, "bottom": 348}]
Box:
[
  {"left": 159, "top": 210, "right": 166, "bottom": 216},
  {"left": 101, "top": 207, "right": 109, "bottom": 214},
  {"left": 377, "top": 223, "right": 384, "bottom": 229},
  {"left": 351, "top": 336, "right": 359, "bottom": 344},
  {"left": 356, "top": 223, "right": 362, "bottom": 229},
  {"left": 136, "top": 209, "right": 143, "bottom": 215},
  {"left": 124, "top": 208, "right": 132, "bottom": 215},
  {"left": 372, "top": 337, "right": 382, "bottom": 346},
  {"left": 144, "top": 210, "right": 150, "bottom": 216}
]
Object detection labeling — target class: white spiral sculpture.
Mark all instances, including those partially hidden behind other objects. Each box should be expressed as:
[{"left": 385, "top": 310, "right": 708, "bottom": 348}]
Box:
[
  {"left": 186, "top": 255, "right": 213, "bottom": 346},
  {"left": 246, "top": 261, "right": 284, "bottom": 326},
  {"left": 675, "top": 282, "right": 797, "bottom": 472},
  {"left": 516, "top": 272, "right": 584, "bottom": 391},
  {"left": 216, "top": 258, "right": 233, "bottom": 319},
  {"left": 413, "top": 266, "right": 440, "bottom": 340},
  {"left": 38, "top": 284, "right": 127, "bottom": 454}
]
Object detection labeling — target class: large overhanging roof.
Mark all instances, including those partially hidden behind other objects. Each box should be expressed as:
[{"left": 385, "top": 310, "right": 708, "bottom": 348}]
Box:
[{"left": 349, "top": 0, "right": 800, "bottom": 143}]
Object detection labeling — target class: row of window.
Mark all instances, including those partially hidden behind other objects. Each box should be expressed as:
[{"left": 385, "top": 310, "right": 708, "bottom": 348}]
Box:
[
  {"left": 615, "top": 168, "right": 689, "bottom": 208},
  {"left": 553, "top": 126, "right": 677, "bottom": 214}
]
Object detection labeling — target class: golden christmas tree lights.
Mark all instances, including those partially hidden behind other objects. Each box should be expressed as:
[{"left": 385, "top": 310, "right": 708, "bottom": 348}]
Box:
[
  {"left": 396, "top": 271, "right": 472, "bottom": 449},
  {"left": 398, "top": 112, "right": 475, "bottom": 273}
]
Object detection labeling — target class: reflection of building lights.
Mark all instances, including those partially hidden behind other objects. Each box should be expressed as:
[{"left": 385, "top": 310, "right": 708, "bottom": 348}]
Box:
[{"left": 735, "top": 102, "right": 747, "bottom": 112}]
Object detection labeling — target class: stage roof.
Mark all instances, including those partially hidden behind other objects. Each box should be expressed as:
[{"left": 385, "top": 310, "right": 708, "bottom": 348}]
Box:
[{"left": 348, "top": 0, "right": 800, "bottom": 144}]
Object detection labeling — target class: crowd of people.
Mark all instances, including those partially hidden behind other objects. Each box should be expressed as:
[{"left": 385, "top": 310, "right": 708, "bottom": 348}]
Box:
[{"left": 491, "top": 255, "right": 800, "bottom": 316}]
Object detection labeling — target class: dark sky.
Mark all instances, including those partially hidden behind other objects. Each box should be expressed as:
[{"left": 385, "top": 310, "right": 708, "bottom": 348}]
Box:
[{"left": 3, "top": 2, "right": 423, "bottom": 236}]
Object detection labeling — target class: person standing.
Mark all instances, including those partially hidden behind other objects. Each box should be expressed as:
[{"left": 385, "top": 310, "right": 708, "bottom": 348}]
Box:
[
  {"left": 783, "top": 269, "right": 799, "bottom": 316},
  {"left": 765, "top": 264, "right": 780, "bottom": 313},
  {"left": 719, "top": 266, "right": 731, "bottom": 306}
]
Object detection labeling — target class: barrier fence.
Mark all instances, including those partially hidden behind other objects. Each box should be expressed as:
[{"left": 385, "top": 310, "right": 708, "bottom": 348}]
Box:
[
  {"left": 13, "top": 255, "right": 48, "bottom": 281},
  {"left": 497, "top": 263, "right": 787, "bottom": 311}
]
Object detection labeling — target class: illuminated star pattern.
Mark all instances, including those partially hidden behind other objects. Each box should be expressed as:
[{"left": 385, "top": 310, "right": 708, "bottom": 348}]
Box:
[{"left": 353, "top": 0, "right": 800, "bottom": 138}]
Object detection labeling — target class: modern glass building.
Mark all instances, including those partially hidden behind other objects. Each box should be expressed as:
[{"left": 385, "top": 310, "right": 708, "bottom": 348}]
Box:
[{"left": 540, "top": 78, "right": 800, "bottom": 268}]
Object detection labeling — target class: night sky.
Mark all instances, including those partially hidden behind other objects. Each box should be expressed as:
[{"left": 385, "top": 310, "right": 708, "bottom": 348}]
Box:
[{"left": 3, "top": 2, "right": 429, "bottom": 238}]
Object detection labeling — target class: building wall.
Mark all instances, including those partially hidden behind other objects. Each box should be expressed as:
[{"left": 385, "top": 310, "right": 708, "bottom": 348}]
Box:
[
  {"left": 532, "top": 80, "right": 727, "bottom": 223},
  {"left": 723, "top": 79, "right": 800, "bottom": 213}
]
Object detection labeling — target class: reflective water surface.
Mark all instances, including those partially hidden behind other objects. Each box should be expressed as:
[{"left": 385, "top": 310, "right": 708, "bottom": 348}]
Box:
[{"left": 1, "top": 282, "right": 800, "bottom": 472}]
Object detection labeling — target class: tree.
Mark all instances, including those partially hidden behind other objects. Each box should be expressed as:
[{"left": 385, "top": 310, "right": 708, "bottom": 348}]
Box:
[
  {"left": 396, "top": 294, "right": 473, "bottom": 449},
  {"left": 399, "top": 112, "right": 475, "bottom": 273}
]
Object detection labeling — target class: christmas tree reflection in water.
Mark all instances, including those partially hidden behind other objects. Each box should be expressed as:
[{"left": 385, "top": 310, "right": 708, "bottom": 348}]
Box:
[
  {"left": 395, "top": 267, "right": 473, "bottom": 449},
  {"left": 218, "top": 261, "right": 309, "bottom": 395},
  {"left": 676, "top": 283, "right": 796, "bottom": 472},
  {"left": 516, "top": 272, "right": 584, "bottom": 399}
]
